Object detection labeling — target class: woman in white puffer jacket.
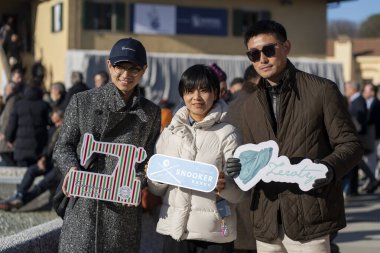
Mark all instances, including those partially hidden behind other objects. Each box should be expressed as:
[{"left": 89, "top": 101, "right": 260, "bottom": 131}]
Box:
[{"left": 148, "top": 64, "right": 244, "bottom": 253}]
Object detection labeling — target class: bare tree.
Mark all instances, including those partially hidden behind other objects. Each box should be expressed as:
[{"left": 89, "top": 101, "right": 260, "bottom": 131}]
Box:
[
  {"left": 328, "top": 20, "right": 359, "bottom": 39},
  {"left": 359, "top": 14, "right": 380, "bottom": 38}
]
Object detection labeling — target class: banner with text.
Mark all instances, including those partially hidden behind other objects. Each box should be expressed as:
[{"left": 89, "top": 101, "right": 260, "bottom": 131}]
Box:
[
  {"left": 131, "top": 3, "right": 227, "bottom": 36},
  {"left": 147, "top": 154, "right": 218, "bottom": 192}
]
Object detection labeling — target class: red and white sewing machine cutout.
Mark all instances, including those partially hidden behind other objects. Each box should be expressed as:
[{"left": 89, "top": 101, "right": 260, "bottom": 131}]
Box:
[{"left": 66, "top": 133, "right": 147, "bottom": 205}]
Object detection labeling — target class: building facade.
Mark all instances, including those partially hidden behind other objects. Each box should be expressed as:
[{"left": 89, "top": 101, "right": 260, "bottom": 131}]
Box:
[
  {"left": 327, "top": 37, "right": 380, "bottom": 85},
  {"left": 1, "top": 0, "right": 347, "bottom": 91},
  {"left": 36, "top": 0, "right": 333, "bottom": 86}
]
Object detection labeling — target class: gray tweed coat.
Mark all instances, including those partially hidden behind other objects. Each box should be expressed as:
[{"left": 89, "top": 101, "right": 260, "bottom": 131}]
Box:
[{"left": 53, "top": 83, "right": 161, "bottom": 253}]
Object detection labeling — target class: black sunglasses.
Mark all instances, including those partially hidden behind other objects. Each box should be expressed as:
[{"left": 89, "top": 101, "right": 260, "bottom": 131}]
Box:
[{"left": 246, "top": 43, "right": 279, "bottom": 63}]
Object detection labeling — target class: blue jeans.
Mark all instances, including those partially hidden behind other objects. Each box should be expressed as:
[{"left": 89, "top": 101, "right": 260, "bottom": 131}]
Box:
[{"left": 17, "top": 164, "right": 58, "bottom": 204}]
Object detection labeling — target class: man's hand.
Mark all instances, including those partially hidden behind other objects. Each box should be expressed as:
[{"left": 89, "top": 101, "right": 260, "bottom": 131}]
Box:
[
  {"left": 62, "top": 167, "right": 77, "bottom": 197},
  {"left": 6, "top": 142, "right": 13, "bottom": 149},
  {"left": 312, "top": 162, "right": 334, "bottom": 189},
  {"left": 225, "top": 158, "right": 241, "bottom": 178},
  {"left": 123, "top": 177, "right": 142, "bottom": 207},
  {"left": 37, "top": 157, "right": 46, "bottom": 171}
]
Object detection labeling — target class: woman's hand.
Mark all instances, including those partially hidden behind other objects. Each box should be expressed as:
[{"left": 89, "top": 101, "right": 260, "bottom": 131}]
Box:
[
  {"left": 215, "top": 171, "right": 226, "bottom": 194},
  {"left": 62, "top": 167, "right": 77, "bottom": 197}
]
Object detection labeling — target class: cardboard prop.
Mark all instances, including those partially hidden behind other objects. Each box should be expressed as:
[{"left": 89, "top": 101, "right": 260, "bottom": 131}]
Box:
[
  {"left": 66, "top": 133, "right": 147, "bottom": 205},
  {"left": 147, "top": 154, "right": 219, "bottom": 192},
  {"left": 234, "top": 140, "right": 328, "bottom": 191}
]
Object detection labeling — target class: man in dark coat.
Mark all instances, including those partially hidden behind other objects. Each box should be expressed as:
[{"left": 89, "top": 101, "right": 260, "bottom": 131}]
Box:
[
  {"left": 59, "top": 71, "right": 88, "bottom": 111},
  {"left": 345, "top": 81, "right": 378, "bottom": 195},
  {"left": 48, "top": 82, "right": 66, "bottom": 110},
  {"left": 226, "top": 20, "right": 362, "bottom": 252},
  {"left": 5, "top": 84, "right": 50, "bottom": 166},
  {"left": 53, "top": 38, "right": 161, "bottom": 253},
  {"left": 362, "top": 82, "right": 380, "bottom": 181}
]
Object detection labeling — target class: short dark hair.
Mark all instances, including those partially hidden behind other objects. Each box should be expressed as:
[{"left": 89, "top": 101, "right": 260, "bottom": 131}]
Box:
[
  {"left": 244, "top": 20, "right": 287, "bottom": 47},
  {"left": 52, "top": 108, "right": 64, "bottom": 119},
  {"left": 244, "top": 65, "right": 259, "bottom": 81},
  {"left": 71, "top": 71, "right": 83, "bottom": 85},
  {"left": 364, "top": 82, "right": 378, "bottom": 94},
  {"left": 178, "top": 64, "right": 220, "bottom": 100},
  {"left": 346, "top": 80, "right": 361, "bottom": 92},
  {"left": 230, "top": 77, "right": 244, "bottom": 87},
  {"left": 95, "top": 70, "right": 109, "bottom": 84},
  {"left": 52, "top": 82, "right": 66, "bottom": 95}
]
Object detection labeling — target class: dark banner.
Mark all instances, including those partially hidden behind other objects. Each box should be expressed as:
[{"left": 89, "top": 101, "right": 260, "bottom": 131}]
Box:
[{"left": 176, "top": 7, "right": 227, "bottom": 36}]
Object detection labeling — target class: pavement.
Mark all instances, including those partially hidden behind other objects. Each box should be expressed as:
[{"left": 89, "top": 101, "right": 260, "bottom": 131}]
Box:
[
  {"left": 0, "top": 166, "right": 379, "bottom": 252},
  {"left": 334, "top": 191, "right": 380, "bottom": 253}
]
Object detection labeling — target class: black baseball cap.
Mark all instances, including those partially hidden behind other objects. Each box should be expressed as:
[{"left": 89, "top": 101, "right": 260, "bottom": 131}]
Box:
[{"left": 109, "top": 38, "right": 147, "bottom": 68}]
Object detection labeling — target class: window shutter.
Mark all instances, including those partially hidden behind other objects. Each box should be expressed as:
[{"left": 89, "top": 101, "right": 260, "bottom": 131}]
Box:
[
  {"left": 82, "top": 0, "right": 94, "bottom": 29},
  {"left": 115, "top": 2, "right": 125, "bottom": 31},
  {"left": 233, "top": 9, "right": 243, "bottom": 36}
]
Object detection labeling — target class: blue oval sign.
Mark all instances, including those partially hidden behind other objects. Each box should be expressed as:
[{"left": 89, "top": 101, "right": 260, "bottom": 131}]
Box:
[{"left": 147, "top": 154, "right": 219, "bottom": 192}]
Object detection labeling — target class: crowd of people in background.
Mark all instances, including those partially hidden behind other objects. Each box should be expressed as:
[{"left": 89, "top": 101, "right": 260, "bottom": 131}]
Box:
[
  {"left": 0, "top": 64, "right": 110, "bottom": 210},
  {"left": 0, "top": 18, "right": 379, "bottom": 253},
  {"left": 0, "top": 17, "right": 24, "bottom": 74},
  {"left": 344, "top": 80, "right": 380, "bottom": 197}
]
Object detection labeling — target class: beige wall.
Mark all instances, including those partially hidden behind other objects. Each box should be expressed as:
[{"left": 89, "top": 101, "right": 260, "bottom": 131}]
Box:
[
  {"left": 34, "top": 0, "right": 70, "bottom": 88},
  {"left": 356, "top": 56, "right": 380, "bottom": 85},
  {"left": 327, "top": 38, "right": 380, "bottom": 85},
  {"left": 328, "top": 38, "right": 353, "bottom": 82}
]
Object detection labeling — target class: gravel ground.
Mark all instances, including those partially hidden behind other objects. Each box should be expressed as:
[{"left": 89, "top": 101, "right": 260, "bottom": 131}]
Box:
[
  {"left": 0, "top": 170, "right": 163, "bottom": 252},
  {"left": 0, "top": 181, "right": 163, "bottom": 252},
  {"left": 0, "top": 181, "right": 59, "bottom": 238},
  {"left": 0, "top": 209, "right": 58, "bottom": 238}
]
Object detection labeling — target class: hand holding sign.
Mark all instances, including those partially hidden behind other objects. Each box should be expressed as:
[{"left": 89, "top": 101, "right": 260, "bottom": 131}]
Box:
[
  {"left": 66, "top": 133, "right": 147, "bottom": 205},
  {"left": 233, "top": 141, "right": 328, "bottom": 191},
  {"left": 147, "top": 154, "right": 219, "bottom": 192}
]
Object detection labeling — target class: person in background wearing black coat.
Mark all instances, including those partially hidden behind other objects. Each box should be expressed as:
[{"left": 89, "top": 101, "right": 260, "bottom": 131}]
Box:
[
  {"left": 47, "top": 82, "right": 66, "bottom": 109},
  {"left": 5, "top": 83, "right": 50, "bottom": 167},
  {"left": 59, "top": 71, "right": 88, "bottom": 111},
  {"left": 32, "top": 59, "right": 46, "bottom": 84},
  {"left": 362, "top": 82, "right": 380, "bottom": 187},
  {"left": 344, "top": 80, "right": 378, "bottom": 196}
]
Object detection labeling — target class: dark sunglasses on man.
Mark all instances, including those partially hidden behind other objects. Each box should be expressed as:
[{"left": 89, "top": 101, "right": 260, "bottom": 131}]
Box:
[{"left": 246, "top": 42, "right": 281, "bottom": 63}]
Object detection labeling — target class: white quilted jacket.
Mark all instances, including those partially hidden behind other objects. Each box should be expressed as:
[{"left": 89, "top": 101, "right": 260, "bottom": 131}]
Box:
[{"left": 148, "top": 100, "right": 244, "bottom": 243}]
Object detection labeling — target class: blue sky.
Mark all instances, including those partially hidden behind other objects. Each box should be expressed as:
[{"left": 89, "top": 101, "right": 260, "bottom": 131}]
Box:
[{"left": 327, "top": 0, "right": 380, "bottom": 23}]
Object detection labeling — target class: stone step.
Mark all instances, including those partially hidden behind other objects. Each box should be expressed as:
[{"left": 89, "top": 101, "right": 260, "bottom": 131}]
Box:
[{"left": 0, "top": 166, "right": 27, "bottom": 184}]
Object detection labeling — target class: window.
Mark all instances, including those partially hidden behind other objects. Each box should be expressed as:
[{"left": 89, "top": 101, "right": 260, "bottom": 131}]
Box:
[
  {"left": 52, "top": 3, "right": 63, "bottom": 32},
  {"left": 233, "top": 9, "right": 271, "bottom": 36},
  {"left": 83, "top": 1, "right": 125, "bottom": 31}
]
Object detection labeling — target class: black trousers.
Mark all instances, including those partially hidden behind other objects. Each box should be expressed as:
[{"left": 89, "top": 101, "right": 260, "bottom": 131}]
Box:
[
  {"left": 163, "top": 235, "right": 234, "bottom": 253},
  {"left": 17, "top": 164, "right": 58, "bottom": 204},
  {"left": 0, "top": 152, "right": 16, "bottom": 166}
]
